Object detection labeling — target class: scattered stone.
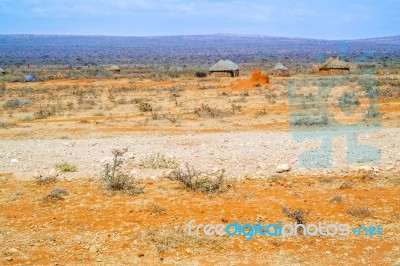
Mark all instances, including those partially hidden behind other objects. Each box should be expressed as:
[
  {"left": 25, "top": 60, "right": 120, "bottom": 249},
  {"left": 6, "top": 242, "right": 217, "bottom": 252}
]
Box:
[
  {"left": 32, "top": 171, "right": 42, "bottom": 179},
  {"left": 4, "top": 257, "right": 13, "bottom": 261},
  {"left": 276, "top": 164, "right": 291, "bottom": 173},
  {"left": 11, "top": 158, "right": 19, "bottom": 163},
  {"left": 128, "top": 154, "right": 135, "bottom": 160},
  {"left": 357, "top": 165, "right": 373, "bottom": 173},
  {"left": 9, "top": 248, "right": 18, "bottom": 253},
  {"left": 185, "top": 248, "right": 192, "bottom": 254},
  {"left": 257, "top": 163, "right": 267, "bottom": 169},
  {"left": 48, "top": 169, "right": 59, "bottom": 179},
  {"left": 386, "top": 166, "right": 394, "bottom": 171},
  {"left": 89, "top": 245, "right": 99, "bottom": 253}
]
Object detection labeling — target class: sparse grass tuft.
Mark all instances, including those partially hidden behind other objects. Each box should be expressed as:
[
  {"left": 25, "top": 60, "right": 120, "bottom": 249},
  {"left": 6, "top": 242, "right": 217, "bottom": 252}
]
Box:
[
  {"left": 330, "top": 195, "right": 344, "bottom": 203},
  {"left": 169, "top": 163, "right": 225, "bottom": 193},
  {"left": 3, "top": 98, "right": 33, "bottom": 109},
  {"left": 55, "top": 162, "right": 77, "bottom": 172},
  {"left": 140, "top": 153, "right": 179, "bottom": 169},
  {"left": 139, "top": 226, "right": 227, "bottom": 254},
  {"left": 33, "top": 105, "right": 56, "bottom": 119},
  {"left": 194, "top": 104, "right": 227, "bottom": 118},
  {"left": 0, "top": 121, "right": 14, "bottom": 129},
  {"left": 101, "top": 148, "right": 144, "bottom": 195},
  {"left": 348, "top": 206, "right": 372, "bottom": 218},
  {"left": 44, "top": 187, "right": 69, "bottom": 201},
  {"left": 138, "top": 102, "right": 153, "bottom": 112},
  {"left": 35, "top": 176, "right": 58, "bottom": 185},
  {"left": 291, "top": 113, "right": 329, "bottom": 127},
  {"left": 282, "top": 206, "right": 308, "bottom": 234},
  {"left": 339, "top": 180, "right": 354, "bottom": 189},
  {"left": 151, "top": 203, "right": 167, "bottom": 215}
]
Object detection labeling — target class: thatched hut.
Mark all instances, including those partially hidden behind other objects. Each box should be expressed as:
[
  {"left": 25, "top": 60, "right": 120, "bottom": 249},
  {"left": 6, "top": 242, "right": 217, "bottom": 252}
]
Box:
[
  {"left": 273, "top": 62, "right": 290, "bottom": 77},
  {"left": 109, "top": 65, "right": 121, "bottom": 74},
  {"left": 319, "top": 57, "right": 350, "bottom": 75},
  {"left": 0, "top": 68, "right": 5, "bottom": 76},
  {"left": 209, "top": 60, "right": 239, "bottom": 77}
]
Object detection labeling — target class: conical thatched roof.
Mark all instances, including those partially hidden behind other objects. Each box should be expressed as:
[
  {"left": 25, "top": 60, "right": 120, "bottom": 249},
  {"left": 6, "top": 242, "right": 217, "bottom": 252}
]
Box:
[
  {"left": 209, "top": 60, "right": 239, "bottom": 71},
  {"left": 109, "top": 65, "right": 120, "bottom": 71},
  {"left": 322, "top": 57, "right": 349, "bottom": 69},
  {"left": 274, "top": 62, "right": 288, "bottom": 71}
]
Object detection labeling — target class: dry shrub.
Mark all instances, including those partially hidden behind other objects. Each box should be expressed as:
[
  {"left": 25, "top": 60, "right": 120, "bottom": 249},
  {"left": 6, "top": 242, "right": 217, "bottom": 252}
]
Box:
[
  {"left": 101, "top": 148, "right": 144, "bottom": 195},
  {"left": 348, "top": 206, "right": 372, "bottom": 218},
  {"left": 194, "top": 103, "right": 228, "bottom": 118},
  {"left": 330, "top": 195, "right": 344, "bottom": 203},
  {"left": 44, "top": 187, "right": 69, "bottom": 201},
  {"left": 169, "top": 163, "right": 225, "bottom": 193},
  {"left": 139, "top": 226, "right": 228, "bottom": 254}
]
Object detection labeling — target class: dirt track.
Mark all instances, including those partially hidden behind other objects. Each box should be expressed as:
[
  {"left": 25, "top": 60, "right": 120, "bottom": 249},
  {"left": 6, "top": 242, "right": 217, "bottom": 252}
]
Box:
[{"left": 1, "top": 129, "right": 399, "bottom": 179}]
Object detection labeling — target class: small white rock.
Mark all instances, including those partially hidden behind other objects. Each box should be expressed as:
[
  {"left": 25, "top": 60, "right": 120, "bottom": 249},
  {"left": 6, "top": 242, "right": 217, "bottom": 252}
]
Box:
[
  {"left": 276, "top": 164, "right": 291, "bottom": 173},
  {"left": 11, "top": 158, "right": 19, "bottom": 163},
  {"left": 89, "top": 245, "right": 99, "bottom": 253},
  {"left": 357, "top": 165, "right": 373, "bottom": 173},
  {"left": 48, "top": 169, "right": 59, "bottom": 178}
]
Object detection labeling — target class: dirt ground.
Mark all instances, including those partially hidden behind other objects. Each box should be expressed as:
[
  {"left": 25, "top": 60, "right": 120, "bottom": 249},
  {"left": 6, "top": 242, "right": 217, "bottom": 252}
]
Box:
[{"left": 0, "top": 73, "right": 399, "bottom": 265}]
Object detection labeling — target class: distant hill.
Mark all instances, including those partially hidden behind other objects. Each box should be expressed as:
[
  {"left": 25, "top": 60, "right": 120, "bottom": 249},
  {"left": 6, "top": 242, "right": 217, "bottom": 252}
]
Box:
[{"left": 0, "top": 34, "right": 399, "bottom": 67}]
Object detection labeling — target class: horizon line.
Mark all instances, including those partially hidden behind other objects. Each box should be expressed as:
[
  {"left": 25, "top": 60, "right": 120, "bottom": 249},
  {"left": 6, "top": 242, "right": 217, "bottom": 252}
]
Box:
[{"left": 1, "top": 33, "right": 399, "bottom": 42}]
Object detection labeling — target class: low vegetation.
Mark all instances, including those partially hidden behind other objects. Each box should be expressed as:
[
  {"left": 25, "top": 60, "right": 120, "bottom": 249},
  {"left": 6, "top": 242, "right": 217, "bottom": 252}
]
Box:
[
  {"left": 347, "top": 206, "right": 372, "bottom": 218},
  {"left": 35, "top": 175, "right": 58, "bottom": 185},
  {"left": 169, "top": 163, "right": 225, "bottom": 193},
  {"left": 291, "top": 113, "right": 329, "bottom": 127},
  {"left": 140, "top": 153, "right": 179, "bottom": 169},
  {"left": 44, "top": 187, "right": 69, "bottom": 201},
  {"left": 194, "top": 104, "right": 228, "bottom": 118},
  {"left": 100, "top": 148, "right": 144, "bottom": 195},
  {"left": 55, "top": 162, "right": 77, "bottom": 172}
]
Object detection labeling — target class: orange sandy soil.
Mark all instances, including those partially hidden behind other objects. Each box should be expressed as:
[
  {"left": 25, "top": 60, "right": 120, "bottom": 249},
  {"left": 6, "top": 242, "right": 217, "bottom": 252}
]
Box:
[
  {"left": 0, "top": 172, "right": 399, "bottom": 265},
  {"left": 1, "top": 75, "right": 399, "bottom": 140}
]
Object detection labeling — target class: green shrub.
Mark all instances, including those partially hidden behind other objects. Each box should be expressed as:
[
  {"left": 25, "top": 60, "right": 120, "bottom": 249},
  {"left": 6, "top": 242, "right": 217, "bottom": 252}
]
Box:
[
  {"left": 55, "top": 162, "right": 77, "bottom": 172},
  {"left": 138, "top": 102, "right": 153, "bottom": 112},
  {"left": 140, "top": 153, "right": 179, "bottom": 169}
]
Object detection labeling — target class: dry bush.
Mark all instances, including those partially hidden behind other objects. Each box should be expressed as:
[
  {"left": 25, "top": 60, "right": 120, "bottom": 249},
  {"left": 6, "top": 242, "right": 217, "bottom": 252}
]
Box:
[
  {"left": 0, "top": 121, "right": 14, "bottom": 129},
  {"left": 33, "top": 105, "right": 56, "bottom": 119},
  {"left": 194, "top": 103, "right": 228, "bottom": 118},
  {"left": 151, "top": 203, "right": 167, "bottom": 215},
  {"left": 44, "top": 187, "right": 69, "bottom": 201},
  {"left": 3, "top": 98, "right": 33, "bottom": 109},
  {"left": 330, "top": 195, "right": 344, "bottom": 203},
  {"left": 339, "top": 180, "right": 354, "bottom": 189},
  {"left": 348, "top": 206, "right": 372, "bottom": 218},
  {"left": 101, "top": 148, "right": 144, "bottom": 195},
  {"left": 35, "top": 175, "right": 58, "bottom": 185},
  {"left": 138, "top": 102, "right": 153, "bottom": 112},
  {"left": 138, "top": 226, "right": 227, "bottom": 254},
  {"left": 139, "top": 153, "right": 179, "bottom": 169},
  {"left": 282, "top": 206, "right": 308, "bottom": 234},
  {"left": 168, "top": 163, "right": 225, "bottom": 193}
]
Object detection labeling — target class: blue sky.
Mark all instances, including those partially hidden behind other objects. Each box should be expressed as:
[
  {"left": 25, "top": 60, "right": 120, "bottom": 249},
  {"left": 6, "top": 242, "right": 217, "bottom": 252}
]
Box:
[{"left": 0, "top": 0, "right": 399, "bottom": 39}]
